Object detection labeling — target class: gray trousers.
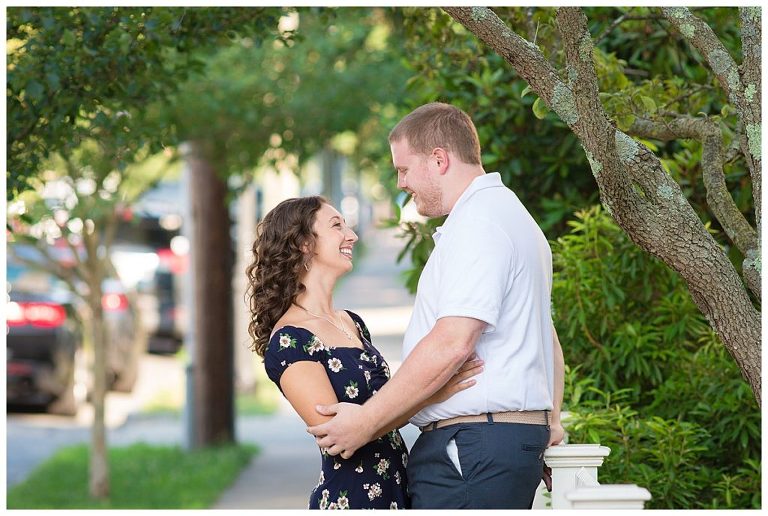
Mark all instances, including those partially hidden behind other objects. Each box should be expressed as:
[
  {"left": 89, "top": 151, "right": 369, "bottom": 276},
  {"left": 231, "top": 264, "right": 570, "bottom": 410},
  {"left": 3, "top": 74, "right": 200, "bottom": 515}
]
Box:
[{"left": 407, "top": 421, "right": 549, "bottom": 509}]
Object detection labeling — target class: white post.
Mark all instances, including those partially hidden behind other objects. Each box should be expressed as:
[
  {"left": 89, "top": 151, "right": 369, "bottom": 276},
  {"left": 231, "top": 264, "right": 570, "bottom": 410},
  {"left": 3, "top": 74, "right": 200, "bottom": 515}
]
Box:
[
  {"left": 566, "top": 484, "right": 652, "bottom": 509},
  {"left": 544, "top": 444, "right": 611, "bottom": 509}
]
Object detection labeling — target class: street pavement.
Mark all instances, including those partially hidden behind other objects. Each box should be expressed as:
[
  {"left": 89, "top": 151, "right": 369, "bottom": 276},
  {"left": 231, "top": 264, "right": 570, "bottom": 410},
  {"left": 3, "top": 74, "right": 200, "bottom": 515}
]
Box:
[{"left": 7, "top": 223, "right": 420, "bottom": 509}]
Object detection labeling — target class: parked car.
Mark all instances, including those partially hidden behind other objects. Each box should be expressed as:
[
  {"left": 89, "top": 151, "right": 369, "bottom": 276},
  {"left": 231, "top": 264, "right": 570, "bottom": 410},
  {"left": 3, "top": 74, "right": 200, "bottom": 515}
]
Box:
[
  {"left": 7, "top": 252, "right": 84, "bottom": 415},
  {"left": 112, "top": 244, "right": 185, "bottom": 355},
  {"left": 7, "top": 243, "right": 143, "bottom": 409},
  {"left": 141, "top": 265, "right": 184, "bottom": 355},
  {"left": 101, "top": 277, "right": 142, "bottom": 392}
]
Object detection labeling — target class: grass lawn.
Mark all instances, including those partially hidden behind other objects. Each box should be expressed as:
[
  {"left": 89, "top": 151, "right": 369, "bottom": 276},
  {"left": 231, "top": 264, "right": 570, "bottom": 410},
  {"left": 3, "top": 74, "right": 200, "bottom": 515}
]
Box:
[{"left": 7, "top": 442, "right": 258, "bottom": 509}]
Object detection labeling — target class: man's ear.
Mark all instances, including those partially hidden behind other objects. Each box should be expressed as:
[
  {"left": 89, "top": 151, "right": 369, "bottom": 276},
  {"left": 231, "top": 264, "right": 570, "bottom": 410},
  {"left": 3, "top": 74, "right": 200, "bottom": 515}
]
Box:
[{"left": 432, "top": 148, "right": 450, "bottom": 175}]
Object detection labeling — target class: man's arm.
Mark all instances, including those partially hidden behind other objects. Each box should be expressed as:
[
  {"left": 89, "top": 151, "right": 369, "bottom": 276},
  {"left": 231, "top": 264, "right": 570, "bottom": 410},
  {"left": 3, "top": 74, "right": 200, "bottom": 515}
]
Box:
[
  {"left": 383, "top": 354, "right": 483, "bottom": 432},
  {"left": 548, "top": 325, "right": 565, "bottom": 446},
  {"left": 307, "top": 316, "right": 485, "bottom": 458},
  {"left": 542, "top": 325, "right": 565, "bottom": 491}
]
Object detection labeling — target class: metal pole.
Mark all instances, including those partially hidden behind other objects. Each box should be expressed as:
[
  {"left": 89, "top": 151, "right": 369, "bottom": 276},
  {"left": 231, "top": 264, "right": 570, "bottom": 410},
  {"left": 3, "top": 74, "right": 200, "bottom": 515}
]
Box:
[{"left": 180, "top": 142, "right": 196, "bottom": 450}]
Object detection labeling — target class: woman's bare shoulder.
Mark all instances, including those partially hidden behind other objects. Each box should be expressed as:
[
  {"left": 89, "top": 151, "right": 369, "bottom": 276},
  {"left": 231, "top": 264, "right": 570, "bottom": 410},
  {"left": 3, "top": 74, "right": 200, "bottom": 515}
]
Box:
[{"left": 270, "top": 308, "right": 316, "bottom": 339}]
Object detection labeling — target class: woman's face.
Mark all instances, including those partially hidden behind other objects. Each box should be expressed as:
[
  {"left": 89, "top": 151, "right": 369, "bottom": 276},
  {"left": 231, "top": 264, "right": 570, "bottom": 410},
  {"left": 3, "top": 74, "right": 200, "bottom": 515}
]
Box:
[{"left": 308, "top": 203, "right": 358, "bottom": 275}]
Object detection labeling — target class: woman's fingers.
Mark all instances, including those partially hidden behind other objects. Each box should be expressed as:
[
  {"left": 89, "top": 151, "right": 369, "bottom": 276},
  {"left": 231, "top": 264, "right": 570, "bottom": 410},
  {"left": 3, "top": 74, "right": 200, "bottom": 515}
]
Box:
[
  {"left": 454, "top": 363, "right": 483, "bottom": 383},
  {"left": 457, "top": 357, "right": 483, "bottom": 373}
]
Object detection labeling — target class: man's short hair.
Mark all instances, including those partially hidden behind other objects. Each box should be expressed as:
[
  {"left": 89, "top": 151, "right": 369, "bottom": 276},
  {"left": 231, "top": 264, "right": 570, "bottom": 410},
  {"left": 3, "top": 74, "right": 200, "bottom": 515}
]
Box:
[{"left": 389, "top": 102, "right": 482, "bottom": 165}]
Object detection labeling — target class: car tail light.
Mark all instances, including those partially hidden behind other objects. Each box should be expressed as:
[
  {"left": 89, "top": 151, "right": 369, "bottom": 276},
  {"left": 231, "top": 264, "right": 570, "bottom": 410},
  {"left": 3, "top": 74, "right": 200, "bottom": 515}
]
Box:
[
  {"left": 7, "top": 302, "right": 25, "bottom": 326},
  {"left": 7, "top": 301, "right": 67, "bottom": 328},
  {"left": 102, "top": 293, "right": 129, "bottom": 312}
]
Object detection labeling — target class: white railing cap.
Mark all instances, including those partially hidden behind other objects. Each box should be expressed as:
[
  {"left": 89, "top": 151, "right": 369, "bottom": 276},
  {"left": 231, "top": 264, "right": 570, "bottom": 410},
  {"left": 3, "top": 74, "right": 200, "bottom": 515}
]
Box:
[
  {"left": 566, "top": 484, "right": 652, "bottom": 502},
  {"left": 544, "top": 444, "right": 612, "bottom": 469},
  {"left": 544, "top": 443, "right": 611, "bottom": 459}
]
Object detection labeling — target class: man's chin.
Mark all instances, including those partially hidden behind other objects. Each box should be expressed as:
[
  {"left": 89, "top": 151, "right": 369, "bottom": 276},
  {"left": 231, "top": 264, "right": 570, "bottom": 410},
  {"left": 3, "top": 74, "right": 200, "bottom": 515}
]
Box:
[{"left": 417, "top": 206, "right": 441, "bottom": 218}]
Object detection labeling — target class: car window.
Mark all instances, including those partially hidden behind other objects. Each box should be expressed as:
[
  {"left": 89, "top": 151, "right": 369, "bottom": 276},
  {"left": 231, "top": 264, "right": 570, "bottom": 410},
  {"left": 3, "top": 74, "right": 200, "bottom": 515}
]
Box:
[{"left": 7, "top": 246, "right": 71, "bottom": 297}]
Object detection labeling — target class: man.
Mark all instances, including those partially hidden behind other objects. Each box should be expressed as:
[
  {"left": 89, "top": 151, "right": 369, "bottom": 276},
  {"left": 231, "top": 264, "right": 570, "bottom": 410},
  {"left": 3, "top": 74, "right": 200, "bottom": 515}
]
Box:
[{"left": 308, "top": 102, "right": 565, "bottom": 509}]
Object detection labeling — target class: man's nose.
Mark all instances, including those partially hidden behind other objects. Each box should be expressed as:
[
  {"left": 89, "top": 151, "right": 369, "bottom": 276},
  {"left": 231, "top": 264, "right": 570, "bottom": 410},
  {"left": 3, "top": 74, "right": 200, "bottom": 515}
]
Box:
[{"left": 397, "top": 173, "right": 406, "bottom": 189}]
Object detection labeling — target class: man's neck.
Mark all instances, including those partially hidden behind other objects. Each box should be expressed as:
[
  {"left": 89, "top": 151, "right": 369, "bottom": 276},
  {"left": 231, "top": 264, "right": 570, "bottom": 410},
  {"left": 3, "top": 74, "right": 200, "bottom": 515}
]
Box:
[{"left": 443, "top": 166, "right": 485, "bottom": 214}]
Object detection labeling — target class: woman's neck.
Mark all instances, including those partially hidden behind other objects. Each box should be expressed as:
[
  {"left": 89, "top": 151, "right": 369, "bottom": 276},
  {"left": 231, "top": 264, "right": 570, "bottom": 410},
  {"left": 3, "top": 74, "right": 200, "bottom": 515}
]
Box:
[{"left": 295, "top": 274, "right": 337, "bottom": 316}]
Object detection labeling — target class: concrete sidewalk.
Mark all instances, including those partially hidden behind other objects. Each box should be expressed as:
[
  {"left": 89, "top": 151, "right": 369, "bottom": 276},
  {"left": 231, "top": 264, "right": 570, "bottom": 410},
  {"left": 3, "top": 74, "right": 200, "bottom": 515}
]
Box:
[{"left": 213, "top": 224, "right": 419, "bottom": 509}]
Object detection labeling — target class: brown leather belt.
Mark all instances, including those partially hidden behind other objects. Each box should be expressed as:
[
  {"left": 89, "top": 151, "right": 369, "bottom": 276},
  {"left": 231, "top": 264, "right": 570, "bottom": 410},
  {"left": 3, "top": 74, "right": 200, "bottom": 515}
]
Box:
[{"left": 419, "top": 410, "right": 549, "bottom": 432}]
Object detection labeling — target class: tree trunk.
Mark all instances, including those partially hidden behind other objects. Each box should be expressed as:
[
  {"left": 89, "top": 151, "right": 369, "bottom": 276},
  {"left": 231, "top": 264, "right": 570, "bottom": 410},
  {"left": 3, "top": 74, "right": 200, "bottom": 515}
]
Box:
[
  {"left": 187, "top": 140, "right": 235, "bottom": 447},
  {"left": 85, "top": 241, "right": 109, "bottom": 499}
]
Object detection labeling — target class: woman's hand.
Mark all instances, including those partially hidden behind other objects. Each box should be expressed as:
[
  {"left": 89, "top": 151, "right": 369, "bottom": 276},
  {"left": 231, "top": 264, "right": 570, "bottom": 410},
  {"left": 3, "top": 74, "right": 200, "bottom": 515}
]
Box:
[{"left": 424, "top": 355, "right": 484, "bottom": 406}]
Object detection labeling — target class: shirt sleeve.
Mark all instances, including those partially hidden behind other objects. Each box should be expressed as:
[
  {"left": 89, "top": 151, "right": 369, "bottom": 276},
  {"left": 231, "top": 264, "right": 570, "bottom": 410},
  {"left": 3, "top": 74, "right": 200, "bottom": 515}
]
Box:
[
  {"left": 435, "top": 217, "right": 514, "bottom": 333},
  {"left": 263, "top": 326, "right": 330, "bottom": 392}
]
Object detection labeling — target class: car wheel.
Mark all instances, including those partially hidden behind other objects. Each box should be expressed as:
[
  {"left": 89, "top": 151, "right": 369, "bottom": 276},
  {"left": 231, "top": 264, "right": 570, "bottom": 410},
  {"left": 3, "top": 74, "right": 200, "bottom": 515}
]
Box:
[
  {"left": 48, "top": 379, "right": 77, "bottom": 416},
  {"left": 111, "top": 354, "right": 138, "bottom": 393}
]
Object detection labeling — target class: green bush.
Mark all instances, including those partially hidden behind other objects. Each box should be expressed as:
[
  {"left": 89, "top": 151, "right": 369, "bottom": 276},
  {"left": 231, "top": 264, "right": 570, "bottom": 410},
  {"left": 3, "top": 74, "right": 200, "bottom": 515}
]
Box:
[{"left": 556, "top": 206, "right": 760, "bottom": 509}]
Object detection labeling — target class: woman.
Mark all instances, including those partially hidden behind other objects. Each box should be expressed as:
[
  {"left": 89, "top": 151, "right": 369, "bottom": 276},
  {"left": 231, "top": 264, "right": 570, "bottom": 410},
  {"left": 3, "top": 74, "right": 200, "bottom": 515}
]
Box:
[{"left": 246, "top": 196, "right": 482, "bottom": 509}]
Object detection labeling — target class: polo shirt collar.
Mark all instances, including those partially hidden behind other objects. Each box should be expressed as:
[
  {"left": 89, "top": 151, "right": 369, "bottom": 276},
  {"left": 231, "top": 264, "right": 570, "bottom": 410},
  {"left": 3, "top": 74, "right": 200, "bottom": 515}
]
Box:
[{"left": 433, "top": 172, "right": 503, "bottom": 242}]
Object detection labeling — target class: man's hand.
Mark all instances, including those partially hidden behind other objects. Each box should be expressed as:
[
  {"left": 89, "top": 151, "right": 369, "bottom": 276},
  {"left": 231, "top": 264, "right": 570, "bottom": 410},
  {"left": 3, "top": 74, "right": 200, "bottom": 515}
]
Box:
[
  {"left": 547, "top": 421, "right": 565, "bottom": 447},
  {"left": 307, "top": 402, "right": 373, "bottom": 459},
  {"left": 541, "top": 420, "right": 565, "bottom": 491}
]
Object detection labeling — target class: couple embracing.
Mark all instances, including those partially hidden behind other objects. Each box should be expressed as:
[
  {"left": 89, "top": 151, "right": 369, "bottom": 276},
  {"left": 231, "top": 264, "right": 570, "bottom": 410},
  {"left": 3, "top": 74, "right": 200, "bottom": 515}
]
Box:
[{"left": 246, "top": 102, "right": 565, "bottom": 510}]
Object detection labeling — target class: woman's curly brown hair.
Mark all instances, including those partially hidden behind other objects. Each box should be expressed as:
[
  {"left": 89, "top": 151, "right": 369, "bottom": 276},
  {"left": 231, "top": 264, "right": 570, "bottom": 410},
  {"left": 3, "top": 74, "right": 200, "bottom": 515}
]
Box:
[{"left": 246, "top": 196, "right": 327, "bottom": 357}]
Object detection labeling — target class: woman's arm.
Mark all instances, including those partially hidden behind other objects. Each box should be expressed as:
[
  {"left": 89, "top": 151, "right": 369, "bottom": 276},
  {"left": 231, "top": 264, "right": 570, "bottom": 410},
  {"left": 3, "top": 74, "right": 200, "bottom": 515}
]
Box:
[{"left": 280, "top": 361, "right": 340, "bottom": 426}]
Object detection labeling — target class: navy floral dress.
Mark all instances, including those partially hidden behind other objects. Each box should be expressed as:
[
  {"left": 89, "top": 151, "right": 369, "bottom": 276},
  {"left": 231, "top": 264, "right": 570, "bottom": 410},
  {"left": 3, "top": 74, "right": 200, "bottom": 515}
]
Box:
[{"left": 264, "top": 310, "right": 410, "bottom": 510}]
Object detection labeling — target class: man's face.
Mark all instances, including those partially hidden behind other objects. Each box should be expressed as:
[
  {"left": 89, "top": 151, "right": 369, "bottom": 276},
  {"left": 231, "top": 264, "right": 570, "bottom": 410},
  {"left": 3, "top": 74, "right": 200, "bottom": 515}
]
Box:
[{"left": 391, "top": 139, "right": 444, "bottom": 217}]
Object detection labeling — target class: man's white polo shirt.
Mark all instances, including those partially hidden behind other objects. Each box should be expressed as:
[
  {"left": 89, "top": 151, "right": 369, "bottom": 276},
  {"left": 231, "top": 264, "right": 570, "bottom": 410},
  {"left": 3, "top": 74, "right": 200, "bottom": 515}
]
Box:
[{"left": 403, "top": 172, "right": 555, "bottom": 427}]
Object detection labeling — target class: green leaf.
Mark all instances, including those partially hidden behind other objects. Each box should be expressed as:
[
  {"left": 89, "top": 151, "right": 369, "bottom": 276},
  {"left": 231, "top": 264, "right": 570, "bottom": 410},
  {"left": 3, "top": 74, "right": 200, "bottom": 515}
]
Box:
[
  {"left": 521, "top": 84, "right": 532, "bottom": 98},
  {"left": 25, "top": 79, "right": 44, "bottom": 101},
  {"left": 46, "top": 72, "right": 61, "bottom": 91},
  {"left": 616, "top": 114, "right": 636, "bottom": 132},
  {"left": 61, "top": 29, "right": 76, "bottom": 47},
  {"left": 532, "top": 97, "right": 550, "bottom": 119},
  {"left": 640, "top": 95, "right": 657, "bottom": 114}
]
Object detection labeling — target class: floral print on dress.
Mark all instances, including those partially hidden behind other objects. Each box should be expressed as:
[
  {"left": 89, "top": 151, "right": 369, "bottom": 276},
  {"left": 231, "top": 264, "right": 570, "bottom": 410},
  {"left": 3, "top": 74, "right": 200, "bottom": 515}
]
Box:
[
  {"left": 304, "top": 335, "right": 329, "bottom": 356},
  {"left": 345, "top": 381, "right": 359, "bottom": 399},
  {"left": 327, "top": 357, "right": 344, "bottom": 373},
  {"left": 388, "top": 430, "right": 403, "bottom": 450},
  {"left": 375, "top": 458, "right": 390, "bottom": 479},
  {"left": 263, "top": 311, "right": 409, "bottom": 510},
  {"left": 364, "top": 483, "right": 383, "bottom": 501},
  {"left": 336, "top": 491, "right": 350, "bottom": 510},
  {"left": 278, "top": 333, "right": 297, "bottom": 350}
]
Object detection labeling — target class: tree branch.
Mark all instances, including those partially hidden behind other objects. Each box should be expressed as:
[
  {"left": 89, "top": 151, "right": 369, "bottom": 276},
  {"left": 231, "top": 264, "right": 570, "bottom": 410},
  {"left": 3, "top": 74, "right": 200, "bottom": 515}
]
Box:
[
  {"left": 661, "top": 8, "right": 742, "bottom": 106},
  {"left": 737, "top": 7, "right": 762, "bottom": 237},
  {"left": 441, "top": 8, "right": 561, "bottom": 113},
  {"left": 8, "top": 242, "right": 83, "bottom": 297},
  {"left": 661, "top": 7, "right": 761, "bottom": 233},
  {"left": 595, "top": 13, "right": 664, "bottom": 45},
  {"left": 629, "top": 116, "right": 760, "bottom": 299}
]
